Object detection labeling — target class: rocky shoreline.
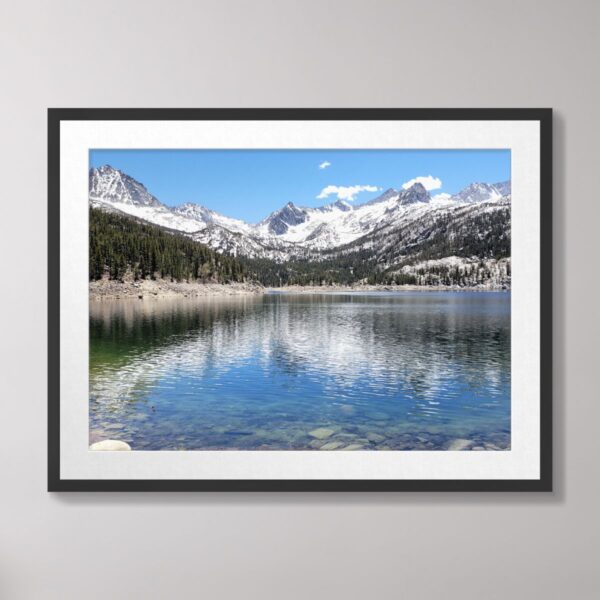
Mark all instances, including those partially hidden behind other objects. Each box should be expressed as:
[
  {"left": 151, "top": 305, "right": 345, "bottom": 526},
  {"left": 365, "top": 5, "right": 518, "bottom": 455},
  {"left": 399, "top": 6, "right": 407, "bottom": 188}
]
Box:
[
  {"left": 89, "top": 278, "right": 265, "bottom": 300},
  {"left": 90, "top": 279, "right": 509, "bottom": 300},
  {"left": 268, "top": 283, "right": 510, "bottom": 294}
]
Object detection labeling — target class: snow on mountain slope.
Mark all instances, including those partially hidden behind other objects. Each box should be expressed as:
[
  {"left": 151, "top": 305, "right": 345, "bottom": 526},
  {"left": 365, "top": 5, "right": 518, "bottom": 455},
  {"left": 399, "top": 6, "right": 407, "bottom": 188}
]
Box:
[
  {"left": 89, "top": 165, "right": 511, "bottom": 262},
  {"left": 493, "top": 180, "right": 511, "bottom": 197},
  {"left": 172, "top": 203, "right": 253, "bottom": 235},
  {"left": 89, "top": 198, "right": 206, "bottom": 234},
  {"left": 451, "top": 181, "right": 510, "bottom": 203},
  {"left": 89, "top": 165, "right": 162, "bottom": 207},
  {"left": 89, "top": 167, "right": 206, "bottom": 233}
]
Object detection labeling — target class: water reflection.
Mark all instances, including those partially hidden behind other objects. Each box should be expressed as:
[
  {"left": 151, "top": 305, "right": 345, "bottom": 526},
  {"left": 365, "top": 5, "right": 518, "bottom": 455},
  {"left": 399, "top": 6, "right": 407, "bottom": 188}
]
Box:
[{"left": 90, "top": 292, "right": 511, "bottom": 450}]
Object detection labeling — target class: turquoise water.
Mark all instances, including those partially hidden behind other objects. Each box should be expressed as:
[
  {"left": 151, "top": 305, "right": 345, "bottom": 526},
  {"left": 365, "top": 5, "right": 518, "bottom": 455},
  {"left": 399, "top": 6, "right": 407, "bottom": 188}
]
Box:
[{"left": 89, "top": 292, "right": 511, "bottom": 451}]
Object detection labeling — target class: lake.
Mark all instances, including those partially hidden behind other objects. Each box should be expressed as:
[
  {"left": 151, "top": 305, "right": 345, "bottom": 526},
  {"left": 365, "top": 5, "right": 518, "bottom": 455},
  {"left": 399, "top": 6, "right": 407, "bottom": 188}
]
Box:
[{"left": 89, "top": 291, "right": 511, "bottom": 451}]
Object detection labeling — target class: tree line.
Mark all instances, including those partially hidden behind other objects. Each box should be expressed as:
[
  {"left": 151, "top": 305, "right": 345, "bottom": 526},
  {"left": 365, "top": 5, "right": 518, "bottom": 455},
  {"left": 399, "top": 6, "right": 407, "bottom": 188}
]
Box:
[{"left": 89, "top": 207, "right": 246, "bottom": 283}]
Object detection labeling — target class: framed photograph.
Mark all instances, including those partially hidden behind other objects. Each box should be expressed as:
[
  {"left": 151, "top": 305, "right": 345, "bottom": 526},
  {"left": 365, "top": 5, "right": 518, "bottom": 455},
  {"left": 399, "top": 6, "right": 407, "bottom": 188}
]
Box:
[{"left": 48, "top": 108, "right": 552, "bottom": 492}]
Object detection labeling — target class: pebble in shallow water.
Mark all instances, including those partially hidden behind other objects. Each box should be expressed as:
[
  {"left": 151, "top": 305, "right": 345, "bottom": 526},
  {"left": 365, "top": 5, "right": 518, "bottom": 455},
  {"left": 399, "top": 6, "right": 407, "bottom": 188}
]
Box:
[
  {"left": 342, "top": 444, "right": 365, "bottom": 451},
  {"left": 319, "top": 441, "right": 345, "bottom": 451},
  {"left": 446, "top": 438, "right": 474, "bottom": 451},
  {"left": 308, "top": 427, "right": 335, "bottom": 440}
]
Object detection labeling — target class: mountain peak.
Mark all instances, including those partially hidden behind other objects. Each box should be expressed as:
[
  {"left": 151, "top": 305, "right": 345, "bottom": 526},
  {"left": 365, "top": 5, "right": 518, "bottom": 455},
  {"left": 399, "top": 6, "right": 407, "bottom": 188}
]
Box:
[
  {"left": 398, "top": 182, "right": 431, "bottom": 205},
  {"left": 89, "top": 164, "right": 162, "bottom": 208},
  {"left": 452, "top": 181, "right": 510, "bottom": 203},
  {"left": 333, "top": 199, "right": 352, "bottom": 211},
  {"left": 97, "top": 164, "right": 118, "bottom": 174},
  {"left": 262, "top": 201, "right": 308, "bottom": 234}
]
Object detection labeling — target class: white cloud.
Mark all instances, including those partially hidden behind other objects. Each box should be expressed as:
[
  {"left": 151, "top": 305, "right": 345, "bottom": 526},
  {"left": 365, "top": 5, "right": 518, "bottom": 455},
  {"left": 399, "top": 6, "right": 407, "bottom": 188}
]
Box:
[
  {"left": 432, "top": 192, "right": 452, "bottom": 201},
  {"left": 318, "top": 161, "right": 331, "bottom": 170},
  {"left": 317, "top": 184, "right": 380, "bottom": 202},
  {"left": 402, "top": 175, "right": 442, "bottom": 191}
]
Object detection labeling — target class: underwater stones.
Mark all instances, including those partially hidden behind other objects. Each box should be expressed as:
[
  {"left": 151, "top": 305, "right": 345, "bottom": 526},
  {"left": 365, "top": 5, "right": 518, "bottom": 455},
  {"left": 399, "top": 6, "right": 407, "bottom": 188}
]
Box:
[
  {"left": 342, "top": 444, "right": 365, "bottom": 451},
  {"left": 339, "top": 404, "right": 355, "bottom": 415},
  {"left": 89, "top": 440, "right": 132, "bottom": 451},
  {"left": 103, "top": 423, "right": 125, "bottom": 431},
  {"left": 484, "top": 443, "right": 503, "bottom": 451},
  {"left": 366, "top": 432, "right": 386, "bottom": 443},
  {"left": 446, "top": 438, "right": 473, "bottom": 451},
  {"left": 309, "top": 427, "right": 335, "bottom": 440},
  {"left": 319, "top": 441, "right": 345, "bottom": 451}
]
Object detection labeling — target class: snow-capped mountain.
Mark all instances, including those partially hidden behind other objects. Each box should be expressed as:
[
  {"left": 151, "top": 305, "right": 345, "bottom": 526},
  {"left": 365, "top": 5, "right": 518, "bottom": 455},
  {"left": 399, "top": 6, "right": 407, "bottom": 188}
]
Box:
[
  {"left": 89, "top": 165, "right": 510, "bottom": 265},
  {"left": 260, "top": 202, "right": 310, "bottom": 235},
  {"left": 451, "top": 181, "right": 510, "bottom": 203},
  {"left": 89, "top": 165, "right": 161, "bottom": 207}
]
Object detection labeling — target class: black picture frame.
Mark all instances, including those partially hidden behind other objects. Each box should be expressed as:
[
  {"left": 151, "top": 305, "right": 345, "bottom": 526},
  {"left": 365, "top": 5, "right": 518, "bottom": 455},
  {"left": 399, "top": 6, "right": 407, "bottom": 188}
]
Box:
[{"left": 48, "top": 108, "right": 553, "bottom": 492}]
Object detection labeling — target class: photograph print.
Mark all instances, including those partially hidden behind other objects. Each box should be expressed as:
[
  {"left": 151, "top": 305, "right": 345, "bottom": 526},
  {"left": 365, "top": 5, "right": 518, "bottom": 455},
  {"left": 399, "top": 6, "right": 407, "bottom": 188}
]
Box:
[{"left": 89, "top": 148, "right": 511, "bottom": 453}]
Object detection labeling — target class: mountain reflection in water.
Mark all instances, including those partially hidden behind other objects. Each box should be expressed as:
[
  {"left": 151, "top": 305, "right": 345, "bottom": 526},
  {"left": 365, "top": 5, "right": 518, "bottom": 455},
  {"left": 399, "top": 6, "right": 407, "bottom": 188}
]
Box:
[{"left": 89, "top": 292, "right": 510, "bottom": 451}]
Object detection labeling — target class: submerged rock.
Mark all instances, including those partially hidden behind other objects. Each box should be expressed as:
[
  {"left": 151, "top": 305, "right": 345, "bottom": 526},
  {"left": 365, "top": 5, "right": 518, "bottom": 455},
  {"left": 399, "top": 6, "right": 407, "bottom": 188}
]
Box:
[
  {"left": 89, "top": 440, "right": 132, "bottom": 451},
  {"left": 366, "top": 432, "right": 386, "bottom": 443},
  {"left": 342, "top": 444, "right": 365, "bottom": 451},
  {"left": 309, "top": 427, "right": 335, "bottom": 440},
  {"left": 446, "top": 438, "right": 473, "bottom": 451},
  {"left": 484, "top": 443, "right": 503, "bottom": 451},
  {"left": 319, "top": 441, "right": 345, "bottom": 451}
]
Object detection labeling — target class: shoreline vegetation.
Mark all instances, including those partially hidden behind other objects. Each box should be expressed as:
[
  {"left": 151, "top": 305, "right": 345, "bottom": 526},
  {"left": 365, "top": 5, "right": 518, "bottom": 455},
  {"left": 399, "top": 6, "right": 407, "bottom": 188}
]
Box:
[{"left": 90, "top": 277, "right": 509, "bottom": 300}]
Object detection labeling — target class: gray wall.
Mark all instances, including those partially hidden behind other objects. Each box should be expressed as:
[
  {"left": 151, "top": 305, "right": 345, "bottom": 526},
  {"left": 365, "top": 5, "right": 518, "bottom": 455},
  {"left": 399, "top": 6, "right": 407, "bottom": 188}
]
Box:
[{"left": 1, "top": 1, "right": 597, "bottom": 598}]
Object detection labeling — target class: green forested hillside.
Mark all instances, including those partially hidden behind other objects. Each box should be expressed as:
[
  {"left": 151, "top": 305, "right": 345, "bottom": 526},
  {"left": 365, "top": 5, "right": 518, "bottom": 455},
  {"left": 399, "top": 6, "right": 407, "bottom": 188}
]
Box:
[{"left": 89, "top": 207, "right": 246, "bottom": 283}]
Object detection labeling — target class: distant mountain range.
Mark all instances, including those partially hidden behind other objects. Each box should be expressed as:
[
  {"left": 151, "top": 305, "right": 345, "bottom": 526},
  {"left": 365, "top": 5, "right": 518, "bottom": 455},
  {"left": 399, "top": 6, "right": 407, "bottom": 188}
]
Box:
[{"left": 90, "top": 164, "right": 511, "bottom": 265}]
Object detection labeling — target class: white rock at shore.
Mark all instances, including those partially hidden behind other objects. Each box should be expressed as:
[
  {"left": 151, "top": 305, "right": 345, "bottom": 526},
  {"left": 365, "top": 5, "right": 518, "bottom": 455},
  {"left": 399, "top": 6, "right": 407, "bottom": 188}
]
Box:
[
  {"left": 89, "top": 440, "right": 132, "bottom": 451},
  {"left": 308, "top": 427, "right": 335, "bottom": 440},
  {"left": 446, "top": 438, "right": 473, "bottom": 451}
]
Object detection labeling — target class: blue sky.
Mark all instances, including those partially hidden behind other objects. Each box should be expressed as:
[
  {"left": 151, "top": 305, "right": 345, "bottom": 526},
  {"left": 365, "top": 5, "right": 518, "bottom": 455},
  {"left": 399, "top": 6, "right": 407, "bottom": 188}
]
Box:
[{"left": 90, "top": 149, "right": 510, "bottom": 223}]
